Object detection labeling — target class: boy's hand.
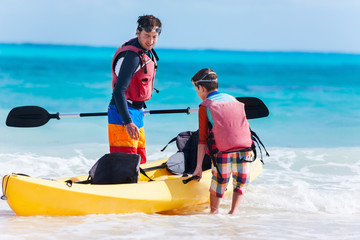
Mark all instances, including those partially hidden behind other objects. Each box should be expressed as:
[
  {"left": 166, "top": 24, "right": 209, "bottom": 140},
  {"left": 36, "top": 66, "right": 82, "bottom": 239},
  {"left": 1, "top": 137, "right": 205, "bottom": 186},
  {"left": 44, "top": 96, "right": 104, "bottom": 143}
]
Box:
[{"left": 192, "top": 167, "right": 203, "bottom": 181}]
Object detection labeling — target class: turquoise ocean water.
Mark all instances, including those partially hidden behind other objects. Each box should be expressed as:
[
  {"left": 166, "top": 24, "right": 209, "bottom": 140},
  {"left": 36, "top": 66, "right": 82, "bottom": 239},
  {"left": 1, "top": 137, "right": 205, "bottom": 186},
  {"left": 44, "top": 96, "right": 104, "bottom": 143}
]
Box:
[{"left": 1, "top": 43, "right": 360, "bottom": 239}]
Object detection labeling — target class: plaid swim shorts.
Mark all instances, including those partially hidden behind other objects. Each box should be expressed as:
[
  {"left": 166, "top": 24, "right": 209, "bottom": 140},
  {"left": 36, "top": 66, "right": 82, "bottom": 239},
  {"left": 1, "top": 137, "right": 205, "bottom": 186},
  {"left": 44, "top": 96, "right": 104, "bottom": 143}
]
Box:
[{"left": 209, "top": 150, "right": 253, "bottom": 198}]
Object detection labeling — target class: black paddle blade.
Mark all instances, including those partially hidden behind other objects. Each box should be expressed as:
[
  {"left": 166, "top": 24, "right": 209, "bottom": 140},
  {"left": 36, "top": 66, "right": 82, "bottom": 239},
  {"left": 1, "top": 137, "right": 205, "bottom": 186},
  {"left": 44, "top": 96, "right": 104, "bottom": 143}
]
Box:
[
  {"left": 6, "top": 106, "right": 53, "bottom": 127},
  {"left": 236, "top": 97, "right": 269, "bottom": 119}
]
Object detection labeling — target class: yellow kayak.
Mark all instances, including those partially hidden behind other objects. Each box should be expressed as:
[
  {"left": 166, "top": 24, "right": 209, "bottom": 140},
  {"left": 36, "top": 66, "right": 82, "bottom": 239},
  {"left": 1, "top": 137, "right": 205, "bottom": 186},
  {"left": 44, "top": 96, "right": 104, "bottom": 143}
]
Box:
[{"left": 1, "top": 158, "right": 263, "bottom": 216}]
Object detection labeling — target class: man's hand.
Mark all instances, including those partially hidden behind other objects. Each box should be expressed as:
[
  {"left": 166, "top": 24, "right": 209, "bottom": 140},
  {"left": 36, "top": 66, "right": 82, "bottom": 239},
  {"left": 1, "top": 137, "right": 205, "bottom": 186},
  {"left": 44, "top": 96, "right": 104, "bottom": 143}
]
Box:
[{"left": 126, "top": 122, "right": 140, "bottom": 140}]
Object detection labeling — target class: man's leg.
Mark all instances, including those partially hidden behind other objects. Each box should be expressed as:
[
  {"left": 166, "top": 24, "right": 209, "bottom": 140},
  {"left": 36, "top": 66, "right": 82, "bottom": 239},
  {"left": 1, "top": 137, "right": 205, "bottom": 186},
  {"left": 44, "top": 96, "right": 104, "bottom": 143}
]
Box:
[{"left": 137, "top": 126, "right": 146, "bottom": 164}]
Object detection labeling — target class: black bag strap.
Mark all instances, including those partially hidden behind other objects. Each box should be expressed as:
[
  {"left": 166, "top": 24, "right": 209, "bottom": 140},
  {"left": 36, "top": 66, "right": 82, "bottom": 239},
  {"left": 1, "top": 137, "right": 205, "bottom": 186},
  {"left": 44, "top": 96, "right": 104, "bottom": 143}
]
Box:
[
  {"left": 139, "top": 167, "right": 154, "bottom": 181},
  {"left": 160, "top": 136, "right": 177, "bottom": 152},
  {"left": 74, "top": 176, "right": 92, "bottom": 184},
  {"left": 250, "top": 129, "right": 270, "bottom": 164}
]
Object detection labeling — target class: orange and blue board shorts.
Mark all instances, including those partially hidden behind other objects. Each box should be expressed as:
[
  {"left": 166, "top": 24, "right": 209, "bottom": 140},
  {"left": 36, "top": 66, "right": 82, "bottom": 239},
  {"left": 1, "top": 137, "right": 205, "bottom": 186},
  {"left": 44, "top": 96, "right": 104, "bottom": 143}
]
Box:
[
  {"left": 210, "top": 150, "right": 253, "bottom": 198},
  {"left": 108, "top": 104, "right": 146, "bottom": 163}
]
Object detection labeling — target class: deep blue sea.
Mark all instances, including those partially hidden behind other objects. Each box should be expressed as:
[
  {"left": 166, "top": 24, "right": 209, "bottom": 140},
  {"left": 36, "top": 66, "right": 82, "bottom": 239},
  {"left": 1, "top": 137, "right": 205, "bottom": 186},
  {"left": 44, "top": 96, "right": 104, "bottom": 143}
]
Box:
[{"left": 1, "top": 43, "right": 360, "bottom": 239}]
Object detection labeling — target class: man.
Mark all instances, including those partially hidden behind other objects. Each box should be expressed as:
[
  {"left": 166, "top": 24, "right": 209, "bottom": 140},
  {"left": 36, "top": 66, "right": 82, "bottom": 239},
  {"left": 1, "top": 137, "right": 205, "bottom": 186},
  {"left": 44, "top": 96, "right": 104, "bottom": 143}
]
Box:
[{"left": 108, "top": 15, "right": 161, "bottom": 164}]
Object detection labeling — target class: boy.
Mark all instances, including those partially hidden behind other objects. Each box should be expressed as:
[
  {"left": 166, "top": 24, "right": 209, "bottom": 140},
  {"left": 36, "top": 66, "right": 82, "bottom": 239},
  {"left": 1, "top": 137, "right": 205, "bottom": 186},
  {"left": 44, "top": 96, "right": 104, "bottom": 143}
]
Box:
[{"left": 191, "top": 68, "right": 254, "bottom": 214}]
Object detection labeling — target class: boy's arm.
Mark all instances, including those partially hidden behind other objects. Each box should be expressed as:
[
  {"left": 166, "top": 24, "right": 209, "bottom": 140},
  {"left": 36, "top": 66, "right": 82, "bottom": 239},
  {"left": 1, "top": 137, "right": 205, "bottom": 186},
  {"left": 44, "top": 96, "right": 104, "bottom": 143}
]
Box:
[
  {"left": 193, "top": 144, "right": 207, "bottom": 180},
  {"left": 193, "top": 106, "right": 209, "bottom": 180}
]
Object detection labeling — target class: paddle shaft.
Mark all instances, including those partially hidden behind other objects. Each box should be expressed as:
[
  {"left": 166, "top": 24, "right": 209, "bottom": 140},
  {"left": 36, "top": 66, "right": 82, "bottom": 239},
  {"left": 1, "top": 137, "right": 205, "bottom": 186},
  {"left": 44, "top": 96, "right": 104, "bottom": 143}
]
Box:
[
  {"left": 58, "top": 108, "right": 198, "bottom": 119},
  {"left": 59, "top": 97, "right": 268, "bottom": 119}
]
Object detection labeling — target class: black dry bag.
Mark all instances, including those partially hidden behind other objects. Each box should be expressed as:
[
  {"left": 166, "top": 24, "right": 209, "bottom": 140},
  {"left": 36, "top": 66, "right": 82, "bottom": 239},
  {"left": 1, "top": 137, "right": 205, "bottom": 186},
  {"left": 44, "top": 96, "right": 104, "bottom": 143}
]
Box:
[
  {"left": 161, "top": 130, "right": 211, "bottom": 175},
  {"left": 88, "top": 152, "right": 140, "bottom": 184}
]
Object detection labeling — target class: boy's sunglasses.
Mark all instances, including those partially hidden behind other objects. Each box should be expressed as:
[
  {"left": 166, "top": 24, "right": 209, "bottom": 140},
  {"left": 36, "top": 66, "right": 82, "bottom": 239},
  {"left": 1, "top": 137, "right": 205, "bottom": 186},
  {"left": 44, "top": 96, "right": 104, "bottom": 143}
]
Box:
[{"left": 139, "top": 26, "right": 161, "bottom": 35}]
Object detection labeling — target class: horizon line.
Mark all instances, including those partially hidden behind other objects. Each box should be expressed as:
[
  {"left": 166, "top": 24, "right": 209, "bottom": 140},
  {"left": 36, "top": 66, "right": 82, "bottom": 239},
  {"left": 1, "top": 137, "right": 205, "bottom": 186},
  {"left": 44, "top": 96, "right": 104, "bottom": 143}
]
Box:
[{"left": 1, "top": 41, "right": 359, "bottom": 55}]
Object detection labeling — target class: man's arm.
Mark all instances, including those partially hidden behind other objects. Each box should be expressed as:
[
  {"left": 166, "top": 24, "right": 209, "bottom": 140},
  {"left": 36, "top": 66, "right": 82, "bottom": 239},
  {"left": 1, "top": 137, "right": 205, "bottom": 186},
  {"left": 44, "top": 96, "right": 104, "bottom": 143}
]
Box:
[{"left": 113, "top": 51, "right": 141, "bottom": 124}]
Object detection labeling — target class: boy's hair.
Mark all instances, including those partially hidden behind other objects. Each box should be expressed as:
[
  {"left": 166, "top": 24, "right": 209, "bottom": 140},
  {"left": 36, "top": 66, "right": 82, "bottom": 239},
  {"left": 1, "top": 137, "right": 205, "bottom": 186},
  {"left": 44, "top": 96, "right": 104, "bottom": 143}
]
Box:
[
  {"left": 137, "top": 15, "right": 162, "bottom": 30},
  {"left": 191, "top": 68, "right": 218, "bottom": 91}
]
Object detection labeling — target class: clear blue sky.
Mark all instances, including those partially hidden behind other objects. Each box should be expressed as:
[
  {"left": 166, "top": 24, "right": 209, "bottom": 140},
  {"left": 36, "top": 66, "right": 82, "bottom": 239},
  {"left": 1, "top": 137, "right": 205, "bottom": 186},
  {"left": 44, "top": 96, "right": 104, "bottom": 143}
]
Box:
[{"left": 0, "top": 0, "right": 359, "bottom": 53}]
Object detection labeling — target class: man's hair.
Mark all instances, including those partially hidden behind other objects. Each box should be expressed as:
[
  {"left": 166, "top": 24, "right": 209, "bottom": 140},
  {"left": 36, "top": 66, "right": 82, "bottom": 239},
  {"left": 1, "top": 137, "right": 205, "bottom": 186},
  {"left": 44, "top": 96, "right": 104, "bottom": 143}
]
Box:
[
  {"left": 137, "top": 15, "right": 162, "bottom": 30},
  {"left": 191, "top": 68, "right": 218, "bottom": 91}
]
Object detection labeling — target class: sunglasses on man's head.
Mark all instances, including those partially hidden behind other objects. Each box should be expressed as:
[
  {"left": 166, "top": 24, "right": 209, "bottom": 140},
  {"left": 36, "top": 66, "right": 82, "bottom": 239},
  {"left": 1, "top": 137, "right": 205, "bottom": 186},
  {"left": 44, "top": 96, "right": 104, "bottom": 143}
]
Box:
[{"left": 139, "top": 26, "right": 161, "bottom": 35}]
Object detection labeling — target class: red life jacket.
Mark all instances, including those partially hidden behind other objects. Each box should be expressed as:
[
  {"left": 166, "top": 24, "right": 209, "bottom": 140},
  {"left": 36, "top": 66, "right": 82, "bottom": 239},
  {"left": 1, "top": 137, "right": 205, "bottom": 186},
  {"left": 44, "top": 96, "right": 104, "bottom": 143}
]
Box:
[
  {"left": 111, "top": 40, "right": 157, "bottom": 101},
  {"left": 200, "top": 97, "right": 252, "bottom": 153}
]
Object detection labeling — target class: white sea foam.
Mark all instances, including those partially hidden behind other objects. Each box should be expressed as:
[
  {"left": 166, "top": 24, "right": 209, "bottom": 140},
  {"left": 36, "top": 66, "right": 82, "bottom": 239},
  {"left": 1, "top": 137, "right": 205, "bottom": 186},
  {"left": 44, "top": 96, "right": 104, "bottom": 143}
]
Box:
[{"left": 248, "top": 147, "right": 360, "bottom": 216}]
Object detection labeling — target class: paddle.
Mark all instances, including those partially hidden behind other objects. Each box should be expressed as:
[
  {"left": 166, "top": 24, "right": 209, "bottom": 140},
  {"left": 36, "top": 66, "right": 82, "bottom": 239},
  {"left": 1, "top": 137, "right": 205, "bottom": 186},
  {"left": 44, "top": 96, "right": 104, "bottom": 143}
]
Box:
[
  {"left": 5, "top": 107, "right": 198, "bottom": 128},
  {"left": 236, "top": 97, "right": 269, "bottom": 119},
  {"left": 6, "top": 97, "right": 269, "bottom": 128}
]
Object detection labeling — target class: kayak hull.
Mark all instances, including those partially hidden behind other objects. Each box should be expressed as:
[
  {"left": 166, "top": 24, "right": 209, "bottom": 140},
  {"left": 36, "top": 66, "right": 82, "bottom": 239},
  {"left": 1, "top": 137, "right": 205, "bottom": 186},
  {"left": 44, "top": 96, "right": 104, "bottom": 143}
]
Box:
[{"left": 2, "top": 158, "right": 263, "bottom": 216}]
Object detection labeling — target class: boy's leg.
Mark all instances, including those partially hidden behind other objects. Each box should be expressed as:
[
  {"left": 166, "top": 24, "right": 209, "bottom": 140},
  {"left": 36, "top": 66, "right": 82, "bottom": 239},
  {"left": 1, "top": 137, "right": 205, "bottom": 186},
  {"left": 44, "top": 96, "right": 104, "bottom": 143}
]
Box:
[
  {"left": 210, "top": 194, "right": 221, "bottom": 214},
  {"left": 230, "top": 151, "right": 252, "bottom": 214},
  {"left": 228, "top": 192, "right": 243, "bottom": 214},
  {"left": 209, "top": 152, "right": 232, "bottom": 213}
]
